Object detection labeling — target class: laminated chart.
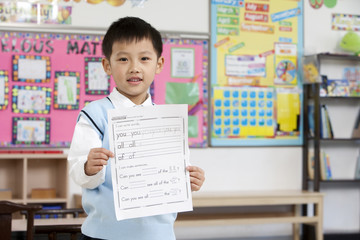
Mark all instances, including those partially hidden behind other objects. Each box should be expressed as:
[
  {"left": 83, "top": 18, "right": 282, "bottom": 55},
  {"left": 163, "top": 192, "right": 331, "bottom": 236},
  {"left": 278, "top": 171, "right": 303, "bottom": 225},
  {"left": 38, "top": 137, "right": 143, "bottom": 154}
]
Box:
[
  {"left": 210, "top": 0, "right": 303, "bottom": 146},
  {"left": 212, "top": 86, "right": 275, "bottom": 139}
]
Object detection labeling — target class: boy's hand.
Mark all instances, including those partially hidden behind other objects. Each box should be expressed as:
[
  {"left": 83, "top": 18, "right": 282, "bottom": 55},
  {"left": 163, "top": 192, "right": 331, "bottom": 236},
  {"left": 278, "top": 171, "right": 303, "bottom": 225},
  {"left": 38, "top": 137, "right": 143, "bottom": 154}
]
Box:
[
  {"left": 187, "top": 166, "right": 205, "bottom": 192},
  {"left": 85, "top": 148, "right": 114, "bottom": 176}
]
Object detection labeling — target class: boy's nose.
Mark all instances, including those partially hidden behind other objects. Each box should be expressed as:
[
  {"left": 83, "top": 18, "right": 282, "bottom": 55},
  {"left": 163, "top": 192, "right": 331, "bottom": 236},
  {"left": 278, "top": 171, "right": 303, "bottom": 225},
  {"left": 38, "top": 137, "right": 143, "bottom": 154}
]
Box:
[{"left": 130, "top": 62, "right": 140, "bottom": 73}]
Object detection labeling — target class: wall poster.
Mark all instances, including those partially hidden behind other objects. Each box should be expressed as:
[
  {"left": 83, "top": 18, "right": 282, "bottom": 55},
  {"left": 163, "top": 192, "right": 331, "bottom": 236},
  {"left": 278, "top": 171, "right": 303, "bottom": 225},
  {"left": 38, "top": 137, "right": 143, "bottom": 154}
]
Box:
[{"left": 210, "top": 0, "right": 303, "bottom": 146}]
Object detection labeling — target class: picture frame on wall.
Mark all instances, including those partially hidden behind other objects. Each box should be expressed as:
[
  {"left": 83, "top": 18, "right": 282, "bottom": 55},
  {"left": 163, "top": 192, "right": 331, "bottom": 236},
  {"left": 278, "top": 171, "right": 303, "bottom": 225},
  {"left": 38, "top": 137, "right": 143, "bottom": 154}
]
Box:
[
  {"left": 12, "top": 55, "right": 51, "bottom": 83},
  {"left": 0, "top": 70, "right": 9, "bottom": 110},
  {"left": 12, "top": 117, "right": 50, "bottom": 145},
  {"left": 12, "top": 85, "right": 52, "bottom": 114},
  {"left": 84, "top": 57, "right": 110, "bottom": 95},
  {"left": 54, "top": 71, "right": 80, "bottom": 110}
]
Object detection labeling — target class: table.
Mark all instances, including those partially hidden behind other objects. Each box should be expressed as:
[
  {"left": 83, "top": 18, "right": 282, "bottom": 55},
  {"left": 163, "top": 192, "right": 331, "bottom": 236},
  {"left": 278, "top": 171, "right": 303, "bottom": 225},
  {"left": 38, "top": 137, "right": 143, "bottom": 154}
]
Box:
[
  {"left": 12, "top": 191, "right": 324, "bottom": 240},
  {"left": 176, "top": 190, "right": 324, "bottom": 240}
]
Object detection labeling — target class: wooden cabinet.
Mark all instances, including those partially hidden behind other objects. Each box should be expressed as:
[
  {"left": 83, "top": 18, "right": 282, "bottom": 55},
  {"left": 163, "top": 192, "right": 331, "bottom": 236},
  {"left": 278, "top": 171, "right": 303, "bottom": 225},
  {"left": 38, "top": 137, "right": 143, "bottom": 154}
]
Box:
[{"left": 0, "top": 154, "right": 68, "bottom": 208}]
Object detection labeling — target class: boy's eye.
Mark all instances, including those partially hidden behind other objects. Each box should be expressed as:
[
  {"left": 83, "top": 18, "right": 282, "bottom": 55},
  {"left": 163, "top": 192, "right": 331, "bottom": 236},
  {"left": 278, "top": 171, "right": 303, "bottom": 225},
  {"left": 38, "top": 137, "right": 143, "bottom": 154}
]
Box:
[
  {"left": 141, "top": 57, "right": 150, "bottom": 61},
  {"left": 119, "top": 58, "right": 128, "bottom": 62}
]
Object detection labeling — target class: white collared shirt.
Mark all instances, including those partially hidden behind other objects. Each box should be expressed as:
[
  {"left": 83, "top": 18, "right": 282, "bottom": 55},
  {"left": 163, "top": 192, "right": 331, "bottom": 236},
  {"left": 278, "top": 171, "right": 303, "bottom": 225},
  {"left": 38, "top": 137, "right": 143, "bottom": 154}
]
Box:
[{"left": 68, "top": 88, "right": 153, "bottom": 189}]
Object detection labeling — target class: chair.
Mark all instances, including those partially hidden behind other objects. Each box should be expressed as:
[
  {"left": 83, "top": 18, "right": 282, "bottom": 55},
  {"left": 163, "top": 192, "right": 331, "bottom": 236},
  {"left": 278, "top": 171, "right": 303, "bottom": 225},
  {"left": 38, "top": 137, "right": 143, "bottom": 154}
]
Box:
[
  {"left": 32, "top": 208, "right": 85, "bottom": 240},
  {"left": 0, "top": 200, "right": 42, "bottom": 240},
  {"left": 22, "top": 208, "right": 85, "bottom": 219}
]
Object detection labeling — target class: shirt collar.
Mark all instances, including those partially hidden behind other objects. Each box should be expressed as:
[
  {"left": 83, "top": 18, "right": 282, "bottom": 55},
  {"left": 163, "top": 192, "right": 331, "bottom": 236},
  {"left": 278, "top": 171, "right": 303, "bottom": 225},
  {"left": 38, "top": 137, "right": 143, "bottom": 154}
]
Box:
[{"left": 108, "top": 87, "right": 153, "bottom": 109}]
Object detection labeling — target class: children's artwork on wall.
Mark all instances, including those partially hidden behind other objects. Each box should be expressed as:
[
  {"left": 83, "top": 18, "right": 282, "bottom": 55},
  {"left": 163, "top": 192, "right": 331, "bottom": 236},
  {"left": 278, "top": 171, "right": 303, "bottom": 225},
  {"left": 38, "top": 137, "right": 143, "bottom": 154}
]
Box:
[
  {"left": 0, "top": 31, "right": 114, "bottom": 147},
  {"left": 210, "top": 0, "right": 303, "bottom": 146},
  {"left": 152, "top": 38, "right": 209, "bottom": 147},
  {"left": 12, "top": 55, "right": 51, "bottom": 83},
  {"left": 171, "top": 48, "right": 195, "bottom": 78},
  {"left": 54, "top": 71, "right": 80, "bottom": 109},
  {"left": 0, "top": 70, "right": 9, "bottom": 110},
  {"left": 12, "top": 117, "right": 50, "bottom": 145},
  {"left": 12, "top": 86, "right": 52, "bottom": 114},
  {"left": 85, "top": 57, "right": 110, "bottom": 95}
]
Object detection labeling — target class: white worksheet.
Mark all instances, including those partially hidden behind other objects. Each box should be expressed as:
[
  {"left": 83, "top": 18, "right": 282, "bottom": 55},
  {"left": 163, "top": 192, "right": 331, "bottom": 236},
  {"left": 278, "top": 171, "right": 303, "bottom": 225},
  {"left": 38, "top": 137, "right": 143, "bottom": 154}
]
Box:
[{"left": 108, "top": 104, "right": 193, "bottom": 221}]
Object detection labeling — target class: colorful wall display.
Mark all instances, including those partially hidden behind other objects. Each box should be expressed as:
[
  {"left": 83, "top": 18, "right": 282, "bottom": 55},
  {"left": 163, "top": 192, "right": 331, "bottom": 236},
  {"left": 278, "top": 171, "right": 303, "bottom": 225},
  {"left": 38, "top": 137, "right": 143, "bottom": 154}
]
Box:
[
  {"left": 210, "top": 0, "right": 303, "bottom": 146},
  {"left": 152, "top": 38, "right": 209, "bottom": 147},
  {"left": 0, "top": 31, "right": 112, "bottom": 147},
  {"left": 0, "top": 32, "right": 208, "bottom": 148}
]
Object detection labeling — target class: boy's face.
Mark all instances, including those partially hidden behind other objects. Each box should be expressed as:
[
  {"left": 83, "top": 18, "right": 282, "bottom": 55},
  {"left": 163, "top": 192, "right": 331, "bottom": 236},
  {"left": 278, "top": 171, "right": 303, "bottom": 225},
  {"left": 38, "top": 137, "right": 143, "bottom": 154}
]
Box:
[{"left": 102, "top": 38, "right": 164, "bottom": 105}]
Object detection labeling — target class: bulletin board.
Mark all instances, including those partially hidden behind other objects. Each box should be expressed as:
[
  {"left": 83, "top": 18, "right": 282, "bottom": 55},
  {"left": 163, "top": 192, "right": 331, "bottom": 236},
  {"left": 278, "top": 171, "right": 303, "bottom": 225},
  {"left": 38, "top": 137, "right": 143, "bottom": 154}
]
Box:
[
  {"left": 0, "top": 31, "right": 208, "bottom": 148},
  {"left": 210, "top": 0, "right": 303, "bottom": 146},
  {"left": 0, "top": 31, "right": 114, "bottom": 148},
  {"left": 152, "top": 38, "right": 209, "bottom": 148}
]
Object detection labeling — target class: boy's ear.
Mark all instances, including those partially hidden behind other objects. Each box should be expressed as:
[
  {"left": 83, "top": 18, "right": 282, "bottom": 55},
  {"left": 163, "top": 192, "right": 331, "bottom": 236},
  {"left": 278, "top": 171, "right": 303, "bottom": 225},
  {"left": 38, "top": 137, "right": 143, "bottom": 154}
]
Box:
[
  {"left": 102, "top": 58, "right": 112, "bottom": 75},
  {"left": 155, "top": 56, "right": 165, "bottom": 74}
]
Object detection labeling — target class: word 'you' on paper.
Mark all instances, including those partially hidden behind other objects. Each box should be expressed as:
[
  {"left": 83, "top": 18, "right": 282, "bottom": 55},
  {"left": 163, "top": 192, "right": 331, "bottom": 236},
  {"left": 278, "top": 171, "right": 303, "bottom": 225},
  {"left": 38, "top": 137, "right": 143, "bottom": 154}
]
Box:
[{"left": 108, "top": 104, "right": 193, "bottom": 221}]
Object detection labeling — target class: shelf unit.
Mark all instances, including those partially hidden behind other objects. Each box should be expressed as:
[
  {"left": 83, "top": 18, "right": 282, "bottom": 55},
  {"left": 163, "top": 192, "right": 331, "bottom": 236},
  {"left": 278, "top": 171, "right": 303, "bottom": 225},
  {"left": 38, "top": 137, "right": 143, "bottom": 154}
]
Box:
[
  {"left": 0, "top": 154, "right": 69, "bottom": 208},
  {"left": 302, "top": 53, "right": 360, "bottom": 238},
  {"left": 302, "top": 53, "right": 360, "bottom": 191}
]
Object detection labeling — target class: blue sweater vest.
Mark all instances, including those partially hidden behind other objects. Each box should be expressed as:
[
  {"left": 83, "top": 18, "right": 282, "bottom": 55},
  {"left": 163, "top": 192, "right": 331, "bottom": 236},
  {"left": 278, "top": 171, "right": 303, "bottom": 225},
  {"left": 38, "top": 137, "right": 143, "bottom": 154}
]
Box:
[{"left": 78, "top": 97, "right": 177, "bottom": 240}]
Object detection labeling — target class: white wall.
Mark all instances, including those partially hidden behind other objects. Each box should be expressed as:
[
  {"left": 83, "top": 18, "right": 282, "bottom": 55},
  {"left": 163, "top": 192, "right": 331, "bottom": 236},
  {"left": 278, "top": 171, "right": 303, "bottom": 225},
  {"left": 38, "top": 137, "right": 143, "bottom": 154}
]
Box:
[
  {"left": 70, "top": 0, "right": 209, "bottom": 34},
  {"left": 304, "top": 0, "right": 360, "bottom": 55}
]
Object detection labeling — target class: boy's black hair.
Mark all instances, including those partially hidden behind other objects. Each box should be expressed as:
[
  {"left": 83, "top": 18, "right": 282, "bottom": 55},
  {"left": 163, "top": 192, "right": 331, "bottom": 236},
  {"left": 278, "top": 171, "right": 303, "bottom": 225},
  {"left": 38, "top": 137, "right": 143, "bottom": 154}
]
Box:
[{"left": 102, "top": 17, "right": 163, "bottom": 60}]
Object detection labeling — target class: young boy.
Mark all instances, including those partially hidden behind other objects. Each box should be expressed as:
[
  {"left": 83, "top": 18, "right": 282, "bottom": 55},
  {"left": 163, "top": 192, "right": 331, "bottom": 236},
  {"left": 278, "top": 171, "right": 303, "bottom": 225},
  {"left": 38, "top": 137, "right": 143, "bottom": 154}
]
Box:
[{"left": 68, "top": 17, "right": 205, "bottom": 240}]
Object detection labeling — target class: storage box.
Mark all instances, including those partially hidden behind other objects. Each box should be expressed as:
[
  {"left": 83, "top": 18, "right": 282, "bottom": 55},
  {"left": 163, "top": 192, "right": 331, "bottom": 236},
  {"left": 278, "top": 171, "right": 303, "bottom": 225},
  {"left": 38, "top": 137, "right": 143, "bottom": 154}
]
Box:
[
  {"left": 31, "top": 188, "right": 56, "bottom": 199},
  {"left": 0, "top": 189, "right": 12, "bottom": 200}
]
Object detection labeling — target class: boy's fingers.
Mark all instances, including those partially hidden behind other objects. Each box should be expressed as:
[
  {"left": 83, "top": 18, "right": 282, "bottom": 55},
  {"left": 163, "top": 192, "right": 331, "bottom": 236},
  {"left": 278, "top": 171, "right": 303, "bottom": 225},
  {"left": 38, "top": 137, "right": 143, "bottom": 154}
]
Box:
[
  {"left": 187, "top": 166, "right": 205, "bottom": 179},
  {"left": 190, "top": 176, "right": 202, "bottom": 185},
  {"left": 187, "top": 166, "right": 204, "bottom": 173},
  {"left": 90, "top": 148, "right": 114, "bottom": 158}
]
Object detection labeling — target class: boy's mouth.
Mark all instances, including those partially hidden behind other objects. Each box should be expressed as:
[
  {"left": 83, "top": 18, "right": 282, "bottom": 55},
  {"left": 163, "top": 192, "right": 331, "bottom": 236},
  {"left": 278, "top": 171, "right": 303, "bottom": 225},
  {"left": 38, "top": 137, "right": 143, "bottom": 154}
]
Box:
[{"left": 127, "top": 77, "right": 142, "bottom": 82}]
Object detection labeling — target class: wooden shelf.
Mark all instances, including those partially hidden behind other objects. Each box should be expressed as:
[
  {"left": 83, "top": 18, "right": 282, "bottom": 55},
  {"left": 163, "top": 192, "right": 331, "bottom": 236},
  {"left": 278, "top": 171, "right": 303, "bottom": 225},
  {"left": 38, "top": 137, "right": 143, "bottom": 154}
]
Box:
[
  {"left": 26, "top": 198, "right": 68, "bottom": 204},
  {"left": 0, "top": 154, "right": 69, "bottom": 207},
  {"left": 320, "top": 179, "right": 360, "bottom": 183},
  {"left": 308, "top": 138, "right": 360, "bottom": 142},
  {"left": 309, "top": 179, "right": 360, "bottom": 183},
  {"left": 317, "top": 53, "right": 360, "bottom": 62},
  {"left": 320, "top": 96, "right": 360, "bottom": 100}
]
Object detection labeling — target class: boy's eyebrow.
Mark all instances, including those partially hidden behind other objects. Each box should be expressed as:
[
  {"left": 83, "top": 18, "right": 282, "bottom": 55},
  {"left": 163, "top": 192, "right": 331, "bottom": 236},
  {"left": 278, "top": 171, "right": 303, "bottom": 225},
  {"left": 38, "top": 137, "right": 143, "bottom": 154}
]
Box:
[
  {"left": 113, "top": 51, "right": 130, "bottom": 56},
  {"left": 113, "top": 50, "right": 155, "bottom": 56}
]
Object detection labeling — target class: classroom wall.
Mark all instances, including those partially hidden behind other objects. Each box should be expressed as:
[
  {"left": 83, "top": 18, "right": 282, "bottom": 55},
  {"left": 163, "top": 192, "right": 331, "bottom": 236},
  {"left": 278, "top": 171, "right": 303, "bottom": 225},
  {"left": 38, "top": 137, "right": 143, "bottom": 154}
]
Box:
[
  {"left": 70, "top": 0, "right": 209, "bottom": 34},
  {"left": 304, "top": 0, "right": 360, "bottom": 55},
  {"left": 3, "top": 0, "right": 358, "bottom": 238},
  {"left": 66, "top": 1, "right": 302, "bottom": 239}
]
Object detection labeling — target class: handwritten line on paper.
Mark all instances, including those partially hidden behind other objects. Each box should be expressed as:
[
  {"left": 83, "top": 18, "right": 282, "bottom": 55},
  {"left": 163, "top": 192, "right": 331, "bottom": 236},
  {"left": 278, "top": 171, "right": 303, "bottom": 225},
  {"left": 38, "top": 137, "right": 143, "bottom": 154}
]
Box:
[
  {"left": 118, "top": 136, "right": 180, "bottom": 147},
  {"left": 114, "top": 125, "right": 181, "bottom": 138}
]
